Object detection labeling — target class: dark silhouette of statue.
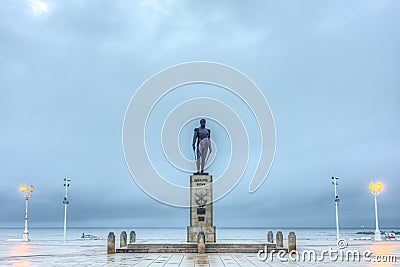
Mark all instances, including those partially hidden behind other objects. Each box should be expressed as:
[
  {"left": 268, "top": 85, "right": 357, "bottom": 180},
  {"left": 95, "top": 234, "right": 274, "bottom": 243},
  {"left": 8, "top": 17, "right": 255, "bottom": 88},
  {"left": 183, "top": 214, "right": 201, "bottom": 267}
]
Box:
[{"left": 192, "top": 119, "right": 212, "bottom": 174}]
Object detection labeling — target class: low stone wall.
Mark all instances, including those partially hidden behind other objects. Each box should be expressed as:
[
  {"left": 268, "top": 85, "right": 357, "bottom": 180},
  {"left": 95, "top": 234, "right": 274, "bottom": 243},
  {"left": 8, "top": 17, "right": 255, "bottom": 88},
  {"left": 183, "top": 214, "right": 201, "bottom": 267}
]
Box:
[{"left": 108, "top": 230, "right": 296, "bottom": 254}]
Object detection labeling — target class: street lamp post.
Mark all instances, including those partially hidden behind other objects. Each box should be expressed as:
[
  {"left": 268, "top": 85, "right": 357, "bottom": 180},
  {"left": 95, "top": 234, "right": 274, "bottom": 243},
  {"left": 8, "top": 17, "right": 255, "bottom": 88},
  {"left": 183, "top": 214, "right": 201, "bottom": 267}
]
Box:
[
  {"left": 19, "top": 184, "right": 34, "bottom": 242},
  {"left": 369, "top": 181, "right": 383, "bottom": 241},
  {"left": 63, "top": 178, "right": 71, "bottom": 241},
  {"left": 331, "top": 177, "right": 340, "bottom": 241}
]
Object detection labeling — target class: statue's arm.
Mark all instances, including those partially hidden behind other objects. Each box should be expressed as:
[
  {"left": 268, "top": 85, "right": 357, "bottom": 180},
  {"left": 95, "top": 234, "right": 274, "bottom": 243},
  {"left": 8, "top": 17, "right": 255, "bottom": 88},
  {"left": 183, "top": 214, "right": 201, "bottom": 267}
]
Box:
[
  {"left": 208, "top": 129, "right": 212, "bottom": 153},
  {"left": 192, "top": 128, "right": 198, "bottom": 149}
]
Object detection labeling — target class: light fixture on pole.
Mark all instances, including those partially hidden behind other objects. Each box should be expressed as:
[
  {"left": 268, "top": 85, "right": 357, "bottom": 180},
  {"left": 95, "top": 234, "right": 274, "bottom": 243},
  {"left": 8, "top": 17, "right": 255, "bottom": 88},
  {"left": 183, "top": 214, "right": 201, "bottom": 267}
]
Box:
[
  {"left": 63, "top": 178, "right": 71, "bottom": 241},
  {"left": 369, "top": 181, "right": 383, "bottom": 241},
  {"left": 331, "top": 177, "right": 340, "bottom": 241},
  {"left": 20, "top": 184, "right": 34, "bottom": 242}
]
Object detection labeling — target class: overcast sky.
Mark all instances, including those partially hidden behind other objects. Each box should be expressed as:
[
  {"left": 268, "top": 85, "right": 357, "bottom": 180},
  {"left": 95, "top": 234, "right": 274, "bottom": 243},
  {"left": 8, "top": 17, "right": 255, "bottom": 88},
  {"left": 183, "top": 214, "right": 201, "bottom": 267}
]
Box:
[{"left": 0, "top": 0, "right": 399, "bottom": 229}]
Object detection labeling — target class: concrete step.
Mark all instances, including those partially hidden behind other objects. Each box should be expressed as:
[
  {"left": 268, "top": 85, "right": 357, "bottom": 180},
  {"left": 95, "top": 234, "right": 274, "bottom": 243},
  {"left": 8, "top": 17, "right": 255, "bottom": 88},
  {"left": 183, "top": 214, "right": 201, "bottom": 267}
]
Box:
[
  {"left": 127, "top": 243, "right": 196, "bottom": 249},
  {"left": 205, "top": 243, "right": 276, "bottom": 249},
  {"left": 117, "top": 243, "right": 286, "bottom": 254},
  {"left": 117, "top": 248, "right": 198, "bottom": 253}
]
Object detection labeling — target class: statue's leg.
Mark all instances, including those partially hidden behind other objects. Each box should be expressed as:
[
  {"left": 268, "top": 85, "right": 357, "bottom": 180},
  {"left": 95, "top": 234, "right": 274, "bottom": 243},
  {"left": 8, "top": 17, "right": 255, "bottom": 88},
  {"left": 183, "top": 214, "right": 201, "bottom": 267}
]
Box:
[
  {"left": 196, "top": 148, "right": 200, "bottom": 173},
  {"left": 200, "top": 145, "right": 208, "bottom": 172}
]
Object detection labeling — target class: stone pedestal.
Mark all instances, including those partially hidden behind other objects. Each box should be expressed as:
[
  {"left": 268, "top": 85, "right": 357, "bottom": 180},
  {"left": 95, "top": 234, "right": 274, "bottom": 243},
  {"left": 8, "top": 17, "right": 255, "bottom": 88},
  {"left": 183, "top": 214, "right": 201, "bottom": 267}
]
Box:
[
  {"left": 276, "top": 231, "right": 283, "bottom": 248},
  {"left": 267, "top": 231, "right": 273, "bottom": 243},
  {"left": 288, "top": 232, "right": 296, "bottom": 253},
  {"left": 120, "top": 231, "right": 127, "bottom": 248},
  {"left": 107, "top": 232, "right": 115, "bottom": 254},
  {"left": 187, "top": 174, "right": 216, "bottom": 243},
  {"left": 129, "top": 231, "right": 136, "bottom": 243}
]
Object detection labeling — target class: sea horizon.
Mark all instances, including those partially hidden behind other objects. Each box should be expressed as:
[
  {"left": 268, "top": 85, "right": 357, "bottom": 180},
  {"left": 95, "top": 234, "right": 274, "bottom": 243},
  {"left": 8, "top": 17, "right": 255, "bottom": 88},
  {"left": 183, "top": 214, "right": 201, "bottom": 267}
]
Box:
[
  {"left": 1, "top": 226, "right": 399, "bottom": 230},
  {"left": 2, "top": 227, "right": 399, "bottom": 242}
]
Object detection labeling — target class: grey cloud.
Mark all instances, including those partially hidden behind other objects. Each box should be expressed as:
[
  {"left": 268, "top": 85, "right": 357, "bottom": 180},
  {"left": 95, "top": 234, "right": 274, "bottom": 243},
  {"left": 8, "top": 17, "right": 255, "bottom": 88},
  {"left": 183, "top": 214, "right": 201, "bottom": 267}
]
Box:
[{"left": 0, "top": 0, "right": 399, "bottom": 228}]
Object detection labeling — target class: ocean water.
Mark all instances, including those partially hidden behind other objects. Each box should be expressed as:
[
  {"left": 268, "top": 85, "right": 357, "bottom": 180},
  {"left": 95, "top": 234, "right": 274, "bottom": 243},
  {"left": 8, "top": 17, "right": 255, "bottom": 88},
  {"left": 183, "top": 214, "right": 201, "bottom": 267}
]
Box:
[{"left": 0, "top": 227, "right": 390, "bottom": 243}]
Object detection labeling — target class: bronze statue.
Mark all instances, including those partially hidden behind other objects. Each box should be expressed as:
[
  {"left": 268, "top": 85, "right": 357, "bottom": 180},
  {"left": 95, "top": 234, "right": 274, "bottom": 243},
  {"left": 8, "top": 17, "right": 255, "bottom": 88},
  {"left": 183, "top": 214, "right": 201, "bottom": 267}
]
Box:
[{"left": 192, "top": 119, "right": 212, "bottom": 174}]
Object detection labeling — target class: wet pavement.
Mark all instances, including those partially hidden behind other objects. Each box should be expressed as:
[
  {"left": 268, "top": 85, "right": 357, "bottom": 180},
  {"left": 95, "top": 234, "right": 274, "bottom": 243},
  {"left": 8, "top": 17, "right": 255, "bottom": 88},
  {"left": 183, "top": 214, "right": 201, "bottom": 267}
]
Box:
[{"left": 0, "top": 239, "right": 399, "bottom": 266}]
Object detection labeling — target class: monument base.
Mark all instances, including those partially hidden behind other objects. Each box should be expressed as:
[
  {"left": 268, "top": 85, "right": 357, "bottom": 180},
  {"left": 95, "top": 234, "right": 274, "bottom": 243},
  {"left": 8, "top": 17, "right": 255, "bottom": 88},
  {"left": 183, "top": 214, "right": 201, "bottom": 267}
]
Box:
[
  {"left": 187, "top": 226, "right": 216, "bottom": 243},
  {"left": 187, "top": 174, "right": 216, "bottom": 243}
]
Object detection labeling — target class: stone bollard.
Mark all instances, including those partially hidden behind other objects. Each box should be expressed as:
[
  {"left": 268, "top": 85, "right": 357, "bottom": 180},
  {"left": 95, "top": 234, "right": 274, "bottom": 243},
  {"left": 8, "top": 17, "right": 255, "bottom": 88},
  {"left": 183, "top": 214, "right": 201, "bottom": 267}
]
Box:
[
  {"left": 288, "top": 232, "right": 296, "bottom": 253},
  {"left": 197, "top": 232, "right": 205, "bottom": 254},
  {"left": 107, "top": 232, "right": 115, "bottom": 254},
  {"left": 130, "top": 230, "right": 136, "bottom": 244},
  {"left": 120, "top": 231, "right": 127, "bottom": 248},
  {"left": 276, "top": 231, "right": 283, "bottom": 248},
  {"left": 267, "top": 231, "right": 274, "bottom": 243}
]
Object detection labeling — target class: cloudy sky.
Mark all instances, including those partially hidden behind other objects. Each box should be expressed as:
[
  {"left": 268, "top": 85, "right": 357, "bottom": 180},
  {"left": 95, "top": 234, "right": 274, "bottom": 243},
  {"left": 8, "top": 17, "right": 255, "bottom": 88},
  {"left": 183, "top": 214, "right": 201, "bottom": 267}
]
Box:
[{"left": 0, "top": 0, "right": 399, "bottom": 229}]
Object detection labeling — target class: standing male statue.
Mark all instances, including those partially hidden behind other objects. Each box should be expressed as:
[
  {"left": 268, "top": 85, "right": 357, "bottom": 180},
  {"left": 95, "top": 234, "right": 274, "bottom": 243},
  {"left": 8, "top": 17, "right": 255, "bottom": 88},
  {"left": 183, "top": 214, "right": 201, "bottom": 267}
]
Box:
[{"left": 192, "top": 119, "right": 212, "bottom": 174}]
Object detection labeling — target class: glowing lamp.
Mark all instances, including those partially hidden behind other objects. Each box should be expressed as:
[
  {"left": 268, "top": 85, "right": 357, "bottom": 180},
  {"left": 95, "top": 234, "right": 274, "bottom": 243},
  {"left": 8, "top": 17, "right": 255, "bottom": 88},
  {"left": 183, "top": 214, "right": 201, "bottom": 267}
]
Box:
[
  {"left": 369, "top": 182, "right": 375, "bottom": 192},
  {"left": 370, "top": 181, "right": 383, "bottom": 194},
  {"left": 369, "top": 180, "right": 383, "bottom": 241},
  {"left": 20, "top": 184, "right": 26, "bottom": 193},
  {"left": 376, "top": 182, "right": 383, "bottom": 192},
  {"left": 19, "top": 182, "right": 34, "bottom": 241}
]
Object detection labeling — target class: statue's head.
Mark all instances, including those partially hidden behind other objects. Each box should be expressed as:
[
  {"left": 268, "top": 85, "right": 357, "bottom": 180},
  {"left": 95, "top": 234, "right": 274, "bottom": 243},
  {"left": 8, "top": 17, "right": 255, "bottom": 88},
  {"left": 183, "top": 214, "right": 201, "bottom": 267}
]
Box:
[{"left": 200, "top": 119, "right": 206, "bottom": 127}]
